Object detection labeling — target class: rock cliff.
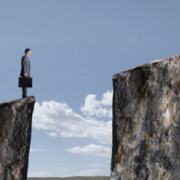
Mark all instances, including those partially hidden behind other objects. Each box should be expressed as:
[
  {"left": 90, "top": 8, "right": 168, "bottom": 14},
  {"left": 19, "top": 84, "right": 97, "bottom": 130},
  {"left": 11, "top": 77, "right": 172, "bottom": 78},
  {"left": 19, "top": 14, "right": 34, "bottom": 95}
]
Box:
[
  {"left": 111, "top": 55, "right": 180, "bottom": 180},
  {"left": 0, "top": 96, "right": 35, "bottom": 180}
]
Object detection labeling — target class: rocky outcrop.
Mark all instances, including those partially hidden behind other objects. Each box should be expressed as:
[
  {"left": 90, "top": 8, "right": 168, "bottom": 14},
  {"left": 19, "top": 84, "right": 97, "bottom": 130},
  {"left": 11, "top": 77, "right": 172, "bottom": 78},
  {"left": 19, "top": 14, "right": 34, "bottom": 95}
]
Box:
[
  {"left": 111, "top": 55, "right": 180, "bottom": 180},
  {"left": 0, "top": 96, "right": 35, "bottom": 180}
]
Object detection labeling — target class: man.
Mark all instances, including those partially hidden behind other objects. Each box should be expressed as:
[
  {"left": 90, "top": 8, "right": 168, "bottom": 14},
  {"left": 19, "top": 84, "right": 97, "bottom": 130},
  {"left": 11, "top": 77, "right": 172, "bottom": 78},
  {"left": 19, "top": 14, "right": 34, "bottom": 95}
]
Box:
[{"left": 20, "top": 48, "right": 31, "bottom": 98}]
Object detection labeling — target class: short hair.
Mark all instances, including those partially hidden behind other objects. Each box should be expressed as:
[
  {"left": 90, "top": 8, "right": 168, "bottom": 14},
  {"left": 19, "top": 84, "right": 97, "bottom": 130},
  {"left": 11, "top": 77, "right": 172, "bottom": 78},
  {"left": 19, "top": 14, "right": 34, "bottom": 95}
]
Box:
[{"left": 25, "top": 48, "right": 31, "bottom": 54}]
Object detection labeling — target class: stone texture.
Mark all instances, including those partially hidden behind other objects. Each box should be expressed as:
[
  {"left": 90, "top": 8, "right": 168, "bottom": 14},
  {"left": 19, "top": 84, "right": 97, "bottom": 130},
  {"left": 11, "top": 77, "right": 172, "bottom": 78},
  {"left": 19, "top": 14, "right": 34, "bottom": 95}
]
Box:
[
  {"left": 0, "top": 96, "right": 35, "bottom": 180},
  {"left": 111, "top": 55, "right": 180, "bottom": 180}
]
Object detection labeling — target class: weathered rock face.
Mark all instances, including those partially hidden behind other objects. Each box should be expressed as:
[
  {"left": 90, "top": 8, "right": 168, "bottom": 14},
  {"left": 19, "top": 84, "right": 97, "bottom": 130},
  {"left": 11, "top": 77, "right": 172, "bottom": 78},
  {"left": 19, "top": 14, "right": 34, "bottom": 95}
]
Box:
[
  {"left": 0, "top": 96, "right": 35, "bottom": 180},
  {"left": 111, "top": 55, "right": 180, "bottom": 180}
]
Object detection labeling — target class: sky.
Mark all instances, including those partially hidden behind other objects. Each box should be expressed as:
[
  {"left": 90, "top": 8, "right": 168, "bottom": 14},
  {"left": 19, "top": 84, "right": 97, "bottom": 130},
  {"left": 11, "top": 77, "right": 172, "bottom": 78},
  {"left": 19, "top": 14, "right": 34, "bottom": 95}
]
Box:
[{"left": 1, "top": 0, "right": 180, "bottom": 177}]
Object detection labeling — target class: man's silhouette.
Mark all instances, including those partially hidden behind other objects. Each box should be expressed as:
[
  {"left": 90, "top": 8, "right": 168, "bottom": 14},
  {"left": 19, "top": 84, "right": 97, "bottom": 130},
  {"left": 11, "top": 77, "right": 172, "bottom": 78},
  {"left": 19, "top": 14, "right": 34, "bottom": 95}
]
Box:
[{"left": 20, "top": 48, "right": 31, "bottom": 98}]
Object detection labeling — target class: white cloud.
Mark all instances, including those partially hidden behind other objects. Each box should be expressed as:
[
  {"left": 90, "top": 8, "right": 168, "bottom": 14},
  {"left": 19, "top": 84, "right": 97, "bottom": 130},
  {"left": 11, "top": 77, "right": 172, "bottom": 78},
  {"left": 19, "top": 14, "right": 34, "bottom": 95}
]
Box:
[
  {"left": 52, "top": 162, "right": 61, "bottom": 166},
  {"left": 67, "top": 144, "right": 111, "bottom": 157},
  {"left": 76, "top": 169, "right": 101, "bottom": 176},
  {"left": 30, "top": 147, "right": 43, "bottom": 152},
  {"left": 62, "top": 168, "right": 69, "bottom": 172},
  {"left": 47, "top": 132, "right": 58, "bottom": 137},
  {"left": 28, "top": 171, "right": 52, "bottom": 177},
  {"left": 33, "top": 97, "right": 112, "bottom": 144},
  {"left": 81, "top": 90, "right": 112, "bottom": 118}
]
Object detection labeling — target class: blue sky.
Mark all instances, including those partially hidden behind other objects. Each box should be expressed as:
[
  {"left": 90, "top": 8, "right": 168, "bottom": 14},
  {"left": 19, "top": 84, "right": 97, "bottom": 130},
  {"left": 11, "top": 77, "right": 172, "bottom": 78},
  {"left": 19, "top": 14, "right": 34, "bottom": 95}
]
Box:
[{"left": 1, "top": 0, "right": 180, "bottom": 177}]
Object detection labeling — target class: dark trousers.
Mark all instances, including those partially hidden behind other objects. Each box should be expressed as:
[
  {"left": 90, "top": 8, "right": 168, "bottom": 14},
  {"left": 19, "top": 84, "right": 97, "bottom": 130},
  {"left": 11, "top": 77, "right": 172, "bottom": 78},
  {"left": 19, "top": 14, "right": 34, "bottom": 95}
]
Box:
[{"left": 22, "top": 87, "right": 27, "bottom": 98}]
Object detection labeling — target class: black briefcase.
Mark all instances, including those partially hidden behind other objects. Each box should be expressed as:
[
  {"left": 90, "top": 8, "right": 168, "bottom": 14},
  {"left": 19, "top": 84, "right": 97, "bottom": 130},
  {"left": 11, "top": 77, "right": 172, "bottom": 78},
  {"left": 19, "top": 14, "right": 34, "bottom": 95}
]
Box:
[{"left": 19, "top": 77, "right": 32, "bottom": 88}]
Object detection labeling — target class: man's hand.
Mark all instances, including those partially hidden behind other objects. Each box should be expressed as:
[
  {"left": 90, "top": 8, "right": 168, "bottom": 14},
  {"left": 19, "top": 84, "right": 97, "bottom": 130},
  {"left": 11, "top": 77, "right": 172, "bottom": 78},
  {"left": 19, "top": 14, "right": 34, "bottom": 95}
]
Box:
[{"left": 24, "top": 74, "right": 28, "bottom": 77}]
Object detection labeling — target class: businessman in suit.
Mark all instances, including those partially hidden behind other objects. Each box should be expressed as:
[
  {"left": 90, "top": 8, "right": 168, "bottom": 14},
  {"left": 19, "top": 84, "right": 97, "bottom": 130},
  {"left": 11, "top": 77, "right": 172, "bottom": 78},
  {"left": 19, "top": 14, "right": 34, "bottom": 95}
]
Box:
[{"left": 20, "top": 48, "right": 31, "bottom": 98}]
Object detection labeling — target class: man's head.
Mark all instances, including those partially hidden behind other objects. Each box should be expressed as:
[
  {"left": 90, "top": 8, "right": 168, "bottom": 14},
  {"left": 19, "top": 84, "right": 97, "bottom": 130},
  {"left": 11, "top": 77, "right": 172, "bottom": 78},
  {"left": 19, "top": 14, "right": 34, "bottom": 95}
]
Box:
[{"left": 25, "top": 48, "right": 31, "bottom": 56}]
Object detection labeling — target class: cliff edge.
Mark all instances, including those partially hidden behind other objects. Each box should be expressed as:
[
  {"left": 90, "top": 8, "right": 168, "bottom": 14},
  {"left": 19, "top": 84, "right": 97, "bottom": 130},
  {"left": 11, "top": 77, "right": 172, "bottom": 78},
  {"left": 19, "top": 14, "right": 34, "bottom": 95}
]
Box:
[
  {"left": 111, "top": 55, "right": 180, "bottom": 180},
  {"left": 0, "top": 96, "right": 35, "bottom": 180}
]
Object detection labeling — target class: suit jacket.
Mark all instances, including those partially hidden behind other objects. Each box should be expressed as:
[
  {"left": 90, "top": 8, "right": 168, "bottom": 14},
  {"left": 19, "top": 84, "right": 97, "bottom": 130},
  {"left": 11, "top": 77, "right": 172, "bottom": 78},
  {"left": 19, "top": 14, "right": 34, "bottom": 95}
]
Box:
[{"left": 20, "top": 55, "right": 30, "bottom": 77}]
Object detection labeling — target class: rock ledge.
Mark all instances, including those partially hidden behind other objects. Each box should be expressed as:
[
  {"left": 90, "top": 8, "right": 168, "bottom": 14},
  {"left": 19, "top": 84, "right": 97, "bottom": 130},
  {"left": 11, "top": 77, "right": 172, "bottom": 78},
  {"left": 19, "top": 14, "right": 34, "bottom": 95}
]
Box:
[
  {"left": 0, "top": 96, "right": 35, "bottom": 180},
  {"left": 111, "top": 55, "right": 180, "bottom": 180}
]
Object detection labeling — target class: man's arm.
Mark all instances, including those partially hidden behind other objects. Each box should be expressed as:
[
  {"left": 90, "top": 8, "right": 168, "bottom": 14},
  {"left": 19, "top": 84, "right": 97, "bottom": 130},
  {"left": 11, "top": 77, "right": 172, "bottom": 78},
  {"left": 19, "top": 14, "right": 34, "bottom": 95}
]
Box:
[{"left": 22, "top": 56, "right": 28, "bottom": 77}]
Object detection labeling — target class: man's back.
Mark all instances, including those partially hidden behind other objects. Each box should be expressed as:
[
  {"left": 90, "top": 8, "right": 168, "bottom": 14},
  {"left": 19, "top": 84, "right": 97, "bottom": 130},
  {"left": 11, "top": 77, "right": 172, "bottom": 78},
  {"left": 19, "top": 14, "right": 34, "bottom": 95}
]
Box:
[{"left": 20, "top": 55, "right": 30, "bottom": 77}]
